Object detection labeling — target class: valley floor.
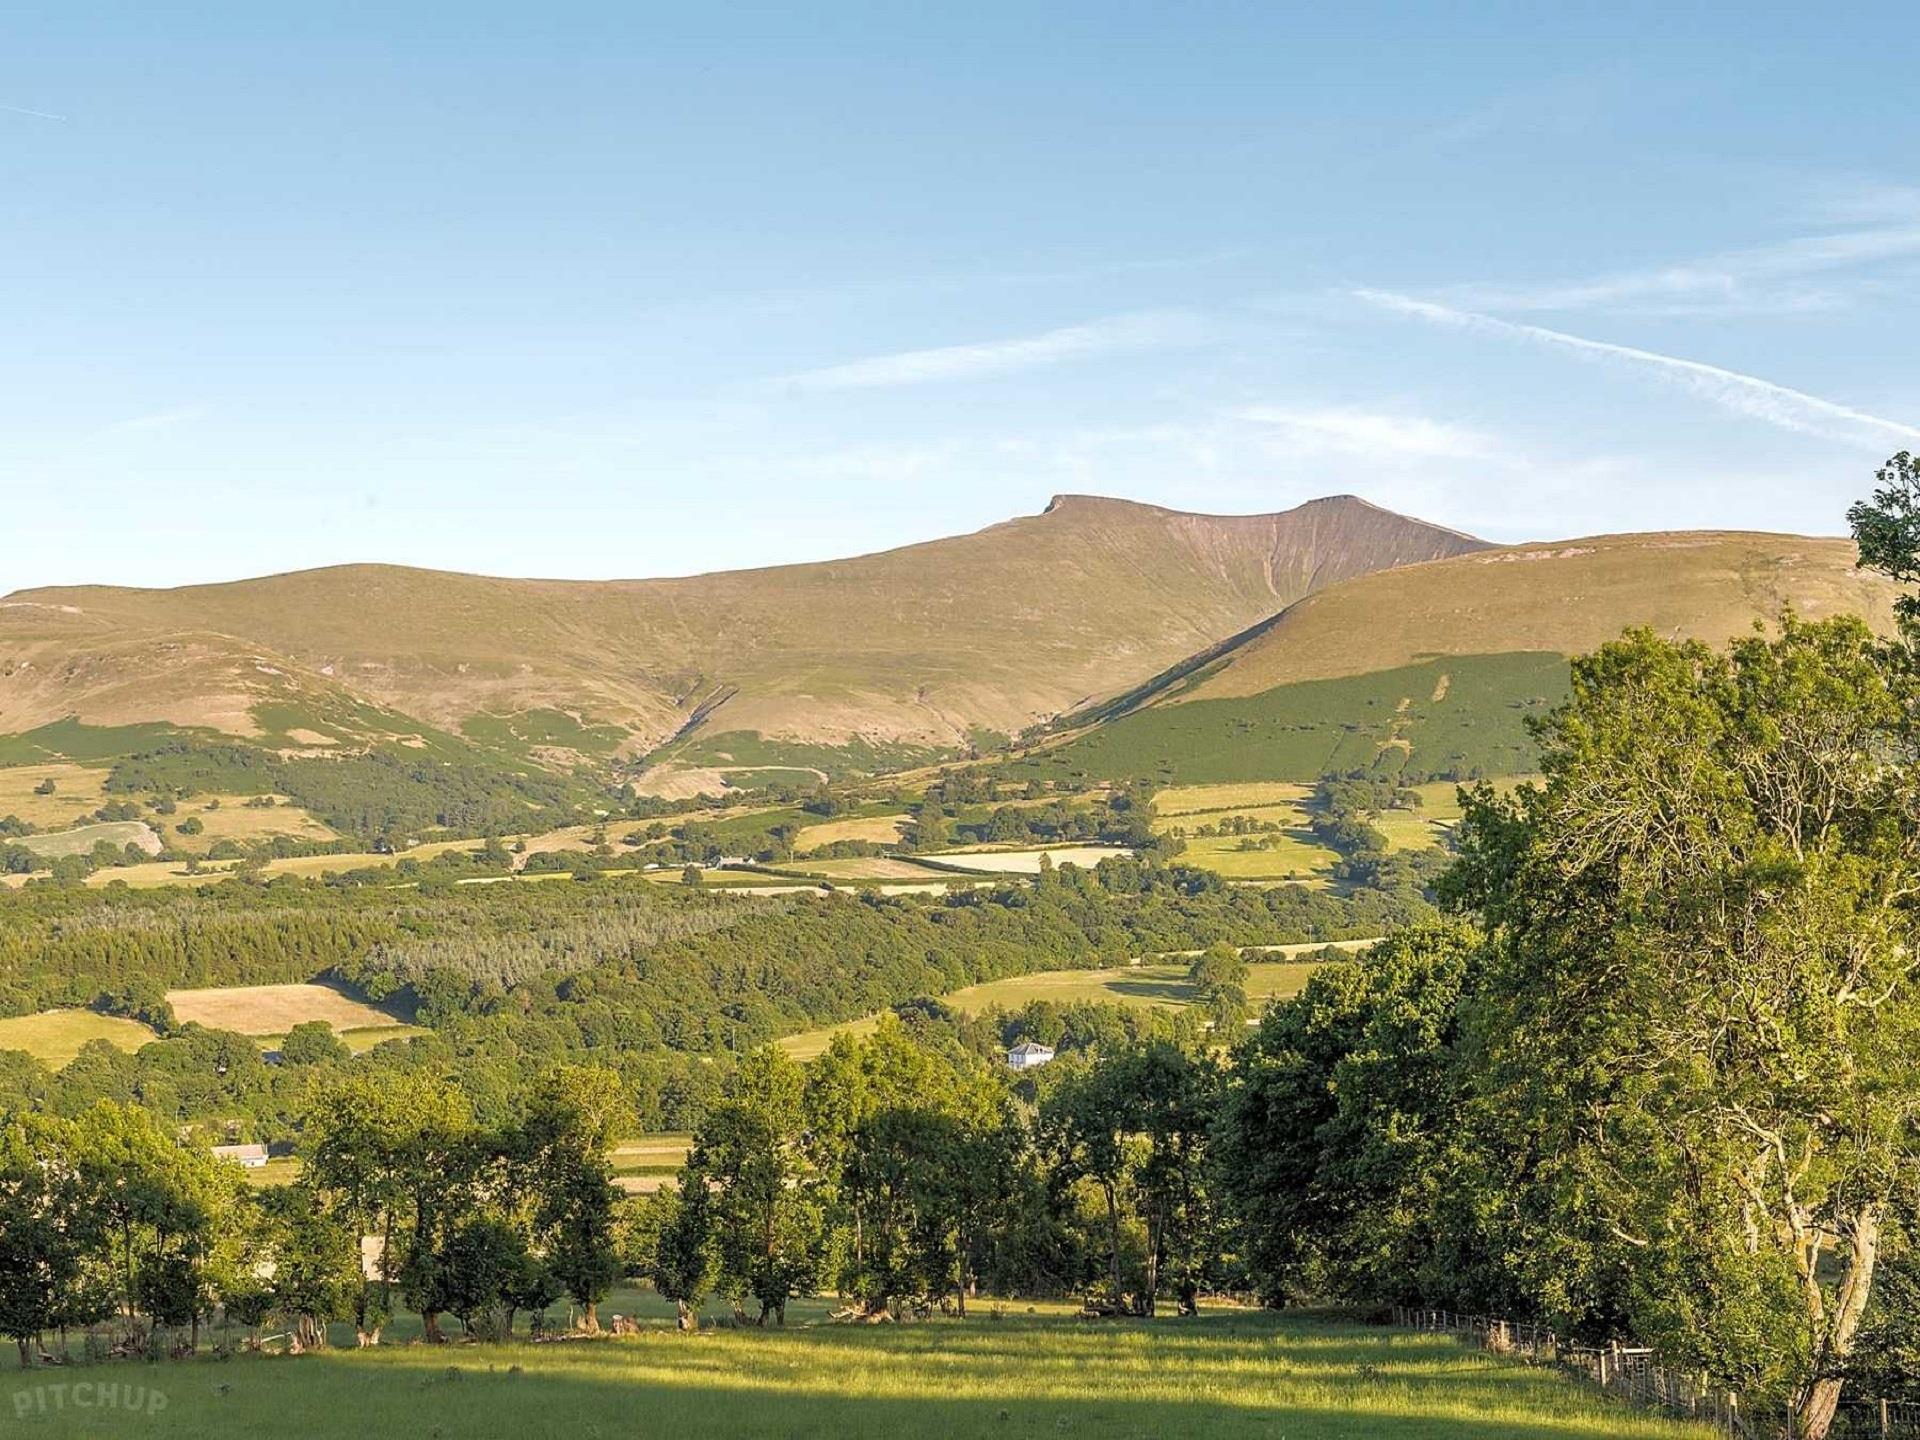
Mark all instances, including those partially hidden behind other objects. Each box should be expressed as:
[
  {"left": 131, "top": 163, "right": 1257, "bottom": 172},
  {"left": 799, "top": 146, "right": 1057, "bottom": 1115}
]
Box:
[{"left": 5, "top": 1308, "right": 1710, "bottom": 1440}]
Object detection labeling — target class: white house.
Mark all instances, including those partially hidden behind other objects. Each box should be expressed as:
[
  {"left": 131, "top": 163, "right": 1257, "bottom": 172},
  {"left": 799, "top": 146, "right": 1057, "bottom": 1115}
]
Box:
[
  {"left": 1006, "top": 1041, "right": 1056, "bottom": 1071},
  {"left": 212, "top": 1142, "right": 269, "bottom": 1169}
]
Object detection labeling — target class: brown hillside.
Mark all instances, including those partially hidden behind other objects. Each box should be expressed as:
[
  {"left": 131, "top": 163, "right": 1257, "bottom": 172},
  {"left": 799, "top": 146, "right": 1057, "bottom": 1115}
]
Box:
[
  {"left": 1176, "top": 531, "right": 1900, "bottom": 702},
  {"left": 0, "top": 494, "right": 1485, "bottom": 755}
]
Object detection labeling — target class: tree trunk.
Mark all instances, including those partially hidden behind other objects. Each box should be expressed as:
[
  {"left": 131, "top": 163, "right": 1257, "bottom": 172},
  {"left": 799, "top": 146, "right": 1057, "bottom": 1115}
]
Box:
[
  {"left": 582, "top": 1299, "right": 598, "bottom": 1334},
  {"left": 956, "top": 1223, "right": 971, "bottom": 1318},
  {"left": 423, "top": 1311, "right": 444, "bottom": 1344},
  {"left": 1794, "top": 1205, "right": 1881, "bottom": 1440},
  {"left": 1143, "top": 1206, "right": 1162, "bottom": 1318},
  {"left": 675, "top": 1299, "right": 696, "bottom": 1333},
  {"left": 1103, "top": 1181, "right": 1123, "bottom": 1301},
  {"left": 379, "top": 1209, "right": 395, "bottom": 1320},
  {"left": 16, "top": 1337, "right": 29, "bottom": 1370}
]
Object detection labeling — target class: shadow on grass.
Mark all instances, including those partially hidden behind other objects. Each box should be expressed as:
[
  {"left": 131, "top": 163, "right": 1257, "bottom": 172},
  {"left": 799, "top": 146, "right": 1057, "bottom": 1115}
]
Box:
[{"left": 1102, "top": 978, "right": 1196, "bottom": 1003}]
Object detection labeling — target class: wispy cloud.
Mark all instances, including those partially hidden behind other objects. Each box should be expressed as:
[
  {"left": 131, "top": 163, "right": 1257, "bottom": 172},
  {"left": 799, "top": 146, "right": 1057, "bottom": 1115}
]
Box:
[
  {"left": 1355, "top": 289, "right": 1920, "bottom": 448},
  {"left": 1441, "top": 221, "right": 1920, "bottom": 316},
  {"left": 0, "top": 102, "right": 66, "bottom": 121},
  {"left": 1234, "top": 405, "right": 1502, "bottom": 461},
  {"left": 773, "top": 310, "right": 1207, "bottom": 392},
  {"left": 101, "top": 408, "right": 203, "bottom": 435}
]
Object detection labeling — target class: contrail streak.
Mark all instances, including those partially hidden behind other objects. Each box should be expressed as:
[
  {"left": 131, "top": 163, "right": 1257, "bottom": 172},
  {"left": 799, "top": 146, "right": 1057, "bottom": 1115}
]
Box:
[{"left": 1354, "top": 288, "right": 1920, "bottom": 448}]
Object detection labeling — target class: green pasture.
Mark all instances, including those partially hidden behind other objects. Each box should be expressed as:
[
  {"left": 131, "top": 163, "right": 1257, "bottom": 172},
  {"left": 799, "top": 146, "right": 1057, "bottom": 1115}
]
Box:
[{"left": 6, "top": 1309, "right": 1710, "bottom": 1440}]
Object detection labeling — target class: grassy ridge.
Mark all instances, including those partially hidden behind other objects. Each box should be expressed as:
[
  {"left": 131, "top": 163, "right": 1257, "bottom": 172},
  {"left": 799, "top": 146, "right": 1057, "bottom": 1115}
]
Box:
[
  {"left": 1184, "top": 531, "right": 1900, "bottom": 699},
  {"left": 1013, "top": 653, "right": 1568, "bottom": 785}
]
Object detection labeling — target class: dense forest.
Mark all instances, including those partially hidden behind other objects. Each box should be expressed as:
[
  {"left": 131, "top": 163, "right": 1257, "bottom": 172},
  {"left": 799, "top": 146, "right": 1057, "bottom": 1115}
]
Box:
[{"left": 0, "top": 856, "right": 1417, "bottom": 1137}]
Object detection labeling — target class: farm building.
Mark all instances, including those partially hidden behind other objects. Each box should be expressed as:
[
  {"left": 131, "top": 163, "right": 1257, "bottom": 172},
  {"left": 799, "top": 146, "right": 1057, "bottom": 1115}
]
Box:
[
  {"left": 1006, "top": 1041, "right": 1056, "bottom": 1070},
  {"left": 212, "top": 1142, "right": 269, "bottom": 1168}
]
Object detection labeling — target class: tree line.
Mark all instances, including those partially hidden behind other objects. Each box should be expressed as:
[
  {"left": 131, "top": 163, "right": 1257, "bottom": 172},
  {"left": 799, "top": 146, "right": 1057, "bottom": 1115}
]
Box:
[{"left": 0, "top": 1066, "right": 626, "bottom": 1364}]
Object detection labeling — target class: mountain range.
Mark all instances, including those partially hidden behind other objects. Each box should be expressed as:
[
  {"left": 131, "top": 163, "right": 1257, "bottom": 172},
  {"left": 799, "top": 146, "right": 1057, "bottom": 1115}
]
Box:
[{"left": 0, "top": 495, "right": 1899, "bottom": 793}]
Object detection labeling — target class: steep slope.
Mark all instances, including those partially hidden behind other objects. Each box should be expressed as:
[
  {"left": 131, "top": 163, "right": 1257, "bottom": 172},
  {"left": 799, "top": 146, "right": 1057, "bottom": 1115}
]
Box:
[
  {"left": 0, "top": 494, "right": 1485, "bottom": 776},
  {"left": 1019, "top": 530, "right": 1902, "bottom": 786},
  {"left": 1178, "top": 531, "right": 1899, "bottom": 700}
]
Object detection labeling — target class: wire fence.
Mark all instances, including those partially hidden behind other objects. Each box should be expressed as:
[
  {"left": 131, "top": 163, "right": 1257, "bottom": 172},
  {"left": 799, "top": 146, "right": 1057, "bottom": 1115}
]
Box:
[{"left": 1389, "top": 1306, "right": 1920, "bottom": 1440}]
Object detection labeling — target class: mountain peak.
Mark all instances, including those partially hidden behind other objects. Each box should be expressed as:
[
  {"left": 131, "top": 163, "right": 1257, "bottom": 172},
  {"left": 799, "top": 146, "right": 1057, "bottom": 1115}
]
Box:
[{"left": 0, "top": 493, "right": 1490, "bottom": 775}]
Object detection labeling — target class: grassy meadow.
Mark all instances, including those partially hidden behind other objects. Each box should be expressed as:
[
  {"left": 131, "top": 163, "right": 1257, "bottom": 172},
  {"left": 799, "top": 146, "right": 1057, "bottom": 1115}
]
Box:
[
  {"left": 1152, "top": 783, "right": 1339, "bottom": 883},
  {"left": 0, "top": 987, "right": 421, "bottom": 1070},
  {"left": 0, "top": 762, "right": 112, "bottom": 826},
  {"left": 14, "top": 819, "right": 160, "bottom": 858},
  {"left": 793, "top": 812, "right": 910, "bottom": 851},
  {"left": 1175, "top": 833, "right": 1337, "bottom": 882},
  {"left": 2, "top": 1310, "right": 1710, "bottom": 1440},
  {"left": 0, "top": 1009, "right": 155, "bottom": 1067},
  {"left": 163, "top": 795, "right": 339, "bottom": 853},
  {"left": 777, "top": 953, "right": 1337, "bottom": 1059},
  {"left": 165, "top": 982, "right": 406, "bottom": 1036},
  {"left": 922, "top": 845, "right": 1133, "bottom": 875},
  {"left": 1154, "top": 780, "right": 1315, "bottom": 816}
]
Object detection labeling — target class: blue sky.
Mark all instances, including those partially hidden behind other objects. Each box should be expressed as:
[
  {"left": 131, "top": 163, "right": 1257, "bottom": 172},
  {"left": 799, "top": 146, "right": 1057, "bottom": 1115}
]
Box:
[{"left": 5, "top": 2, "right": 1919, "bottom": 589}]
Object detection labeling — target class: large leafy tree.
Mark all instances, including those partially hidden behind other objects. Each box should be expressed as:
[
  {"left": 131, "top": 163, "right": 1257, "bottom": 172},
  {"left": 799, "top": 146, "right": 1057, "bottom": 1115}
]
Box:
[
  {"left": 66, "top": 1102, "right": 227, "bottom": 1347},
  {"left": 1216, "top": 922, "right": 1495, "bottom": 1311},
  {"left": 1450, "top": 615, "right": 1920, "bottom": 1440},
  {"left": 693, "top": 1047, "right": 822, "bottom": 1324},
  {"left": 303, "top": 1071, "right": 472, "bottom": 1344},
  {"left": 516, "top": 1066, "right": 625, "bottom": 1332},
  {"left": 1043, "top": 1041, "right": 1220, "bottom": 1315},
  {"left": 0, "top": 1115, "right": 87, "bottom": 1367},
  {"left": 251, "top": 1183, "right": 359, "bottom": 1351},
  {"left": 628, "top": 1180, "right": 714, "bottom": 1331}
]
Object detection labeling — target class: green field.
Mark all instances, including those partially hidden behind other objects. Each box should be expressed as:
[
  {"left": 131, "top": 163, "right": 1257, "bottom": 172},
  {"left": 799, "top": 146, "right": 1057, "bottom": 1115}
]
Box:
[
  {"left": 778, "top": 955, "right": 1332, "bottom": 1059},
  {"left": 611, "top": 1133, "right": 692, "bottom": 1176},
  {"left": 1016, "top": 653, "right": 1569, "bottom": 785},
  {"left": 1155, "top": 780, "right": 1315, "bottom": 816},
  {"left": 1150, "top": 784, "right": 1343, "bottom": 883},
  {"left": 1177, "top": 831, "right": 1339, "bottom": 882},
  {"left": 0, "top": 1009, "right": 154, "bottom": 1066},
  {"left": 0, "top": 718, "right": 191, "bottom": 766},
  {"left": 721, "top": 766, "right": 828, "bottom": 790},
  {"left": 5, "top": 1309, "right": 1708, "bottom": 1439}
]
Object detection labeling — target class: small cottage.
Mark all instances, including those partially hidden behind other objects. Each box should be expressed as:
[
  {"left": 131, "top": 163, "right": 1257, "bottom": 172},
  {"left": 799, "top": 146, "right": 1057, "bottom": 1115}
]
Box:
[
  {"left": 1006, "top": 1041, "right": 1056, "bottom": 1071},
  {"left": 212, "top": 1142, "right": 269, "bottom": 1169}
]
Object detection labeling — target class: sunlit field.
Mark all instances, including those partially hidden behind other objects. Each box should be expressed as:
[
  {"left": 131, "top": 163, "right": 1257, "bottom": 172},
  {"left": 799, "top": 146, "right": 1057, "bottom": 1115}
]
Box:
[
  {"left": 777, "top": 957, "right": 1329, "bottom": 1059},
  {"left": 4, "top": 1310, "right": 1711, "bottom": 1440},
  {"left": 0, "top": 1009, "right": 154, "bottom": 1067}
]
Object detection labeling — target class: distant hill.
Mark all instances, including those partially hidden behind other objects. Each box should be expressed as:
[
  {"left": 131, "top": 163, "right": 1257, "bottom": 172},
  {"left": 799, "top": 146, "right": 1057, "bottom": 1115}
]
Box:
[
  {"left": 1015, "top": 530, "right": 1902, "bottom": 786},
  {"left": 0, "top": 494, "right": 1485, "bottom": 788}
]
